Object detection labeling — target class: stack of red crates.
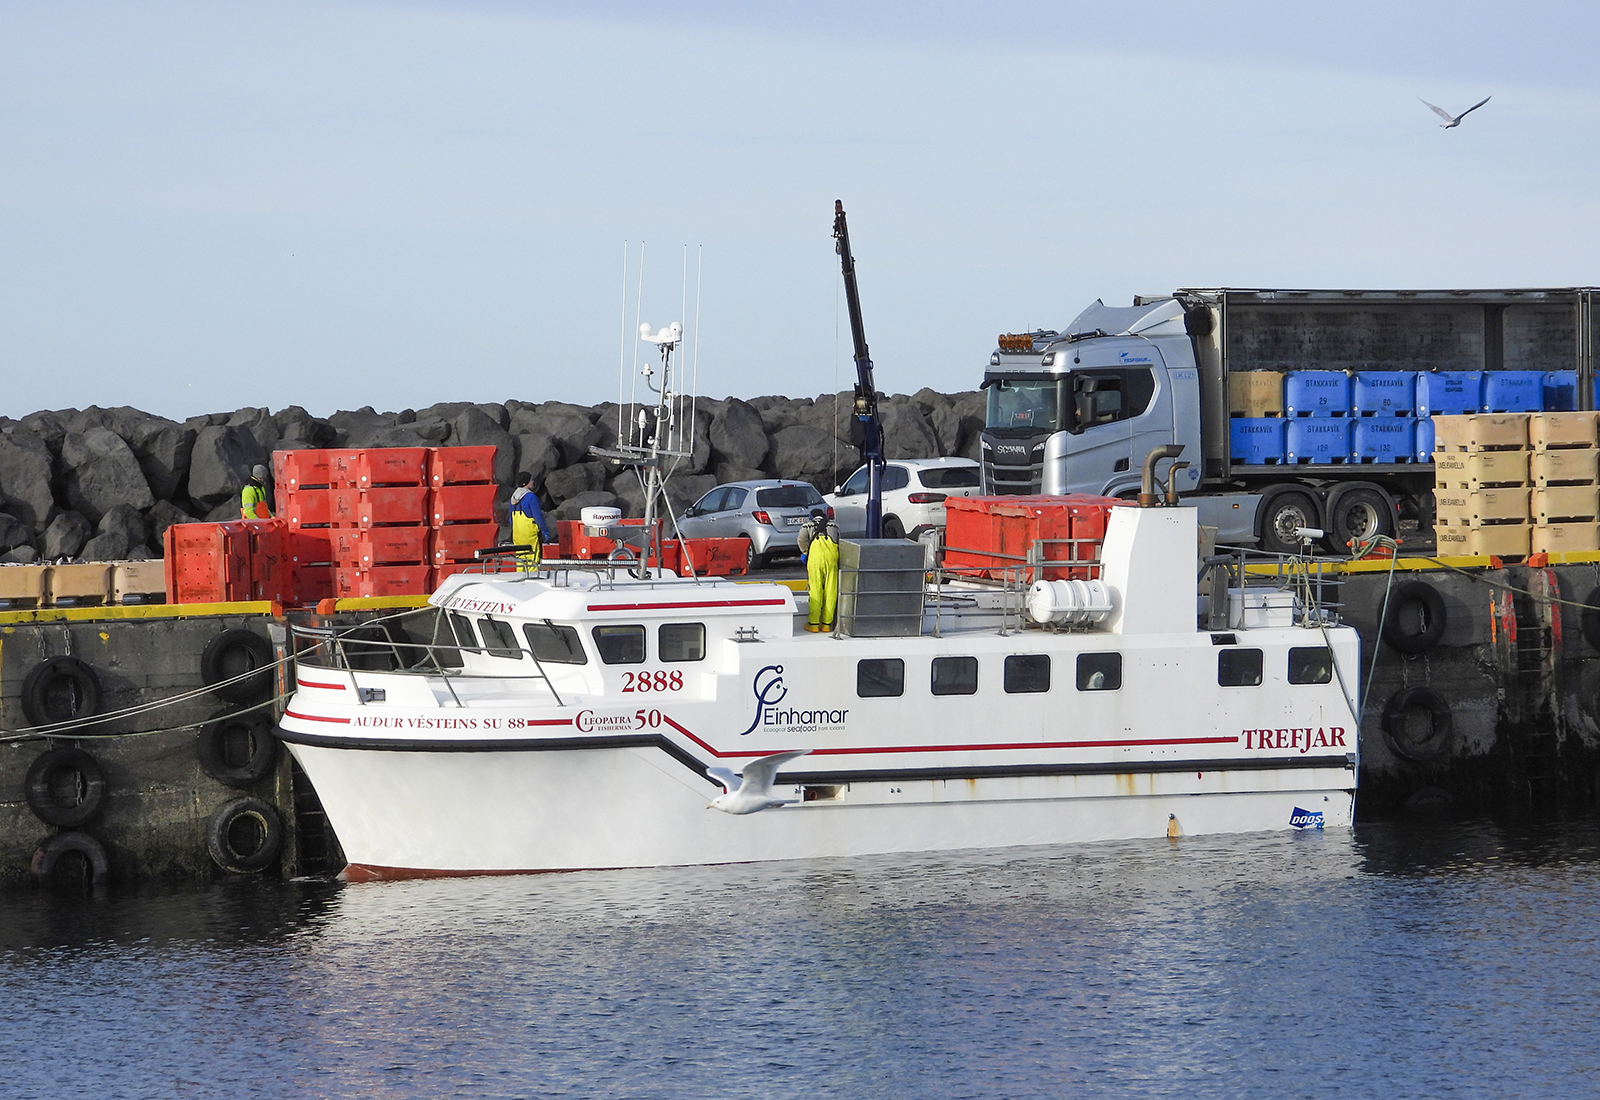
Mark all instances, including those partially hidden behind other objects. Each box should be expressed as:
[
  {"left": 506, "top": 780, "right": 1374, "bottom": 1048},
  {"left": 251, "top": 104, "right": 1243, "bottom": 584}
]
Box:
[
  {"left": 273, "top": 446, "right": 500, "bottom": 600},
  {"left": 426, "top": 447, "right": 502, "bottom": 584},
  {"left": 163, "top": 519, "right": 291, "bottom": 604},
  {"left": 943, "top": 495, "right": 1129, "bottom": 582}
]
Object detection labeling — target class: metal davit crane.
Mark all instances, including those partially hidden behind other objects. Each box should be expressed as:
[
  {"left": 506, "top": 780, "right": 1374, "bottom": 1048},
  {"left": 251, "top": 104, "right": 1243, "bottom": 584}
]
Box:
[{"left": 832, "top": 199, "right": 886, "bottom": 538}]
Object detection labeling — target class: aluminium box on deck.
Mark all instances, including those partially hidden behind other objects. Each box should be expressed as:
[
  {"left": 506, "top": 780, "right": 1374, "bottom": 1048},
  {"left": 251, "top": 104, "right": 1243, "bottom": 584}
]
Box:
[{"left": 836, "top": 539, "right": 926, "bottom": 638}]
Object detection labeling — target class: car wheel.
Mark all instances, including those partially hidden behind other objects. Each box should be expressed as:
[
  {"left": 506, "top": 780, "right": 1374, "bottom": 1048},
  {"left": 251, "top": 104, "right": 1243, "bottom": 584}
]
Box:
[
  {"left": 744, "top": 537, "right": 767, "bottom": 572},
  {"left": 881, "top": 515, "right": 905, "bottom": 539}
]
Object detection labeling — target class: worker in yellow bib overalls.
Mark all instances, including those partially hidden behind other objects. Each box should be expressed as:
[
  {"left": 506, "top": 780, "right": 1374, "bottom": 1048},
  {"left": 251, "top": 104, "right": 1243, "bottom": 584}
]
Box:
[
  {"left": 799, "top": 508, "right": 839, "bottom": 633},
  {"left": 508, "top": 471, "right": 553, "bottom": 569}
]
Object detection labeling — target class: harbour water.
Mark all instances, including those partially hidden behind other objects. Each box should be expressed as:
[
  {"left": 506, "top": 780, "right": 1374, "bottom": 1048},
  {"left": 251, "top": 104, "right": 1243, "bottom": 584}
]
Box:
[{"left": 3, "top": 818, "right": 1598, "bottom": 1099}]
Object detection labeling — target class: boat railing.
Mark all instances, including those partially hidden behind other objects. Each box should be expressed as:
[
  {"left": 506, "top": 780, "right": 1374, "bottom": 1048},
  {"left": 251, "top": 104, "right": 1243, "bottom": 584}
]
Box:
[
  {"left": 288, "top": 614, "right": 569, "bottom": 708},
  {"left": 459, "top": 546, "right": 725, "bottom": 591},
  {"left": 928, "top": 536, "right": 1103, "bottom": 636},
  {"left": 1207, "top": 544, "right": 1345, "bottom": 629}
]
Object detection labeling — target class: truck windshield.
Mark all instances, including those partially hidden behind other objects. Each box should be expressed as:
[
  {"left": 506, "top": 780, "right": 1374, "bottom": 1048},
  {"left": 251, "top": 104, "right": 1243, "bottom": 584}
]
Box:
[{"left": 986, "top": 377, "right": 1066, "bottom": 433}]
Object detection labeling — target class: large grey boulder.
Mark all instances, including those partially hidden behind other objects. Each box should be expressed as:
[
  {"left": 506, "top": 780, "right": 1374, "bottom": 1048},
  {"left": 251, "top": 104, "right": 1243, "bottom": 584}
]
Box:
[
  {"left": 750, "top": 395, "right": 807, "bottom": 435},
  {"left": 0, "top": 433, "right": 58, "bottom": 529},
  {"left": 2, "top": 546, "right": 39, "bottom": 564},
  {"left": 20, "top": 412, "right": 68, "bottom": 453},
  {"left": 0, "top": 512, "right": 32, "bottom": 552},
  {"left": 514, "top": 435, "right": 562, "bottom": 487},
  {"left": 327, "top": 406, "right": 393, "bottom": 446},
  {"left": 510, "top": 403, "right": 599, "bottom": 466},
  {"left": 124, "top": 419, "right": 197, "bottom": 501},
  {"left": 709, "top": 398, "right": 769, "bottom": 471},
  {"left": 881, "top": 398, "right": 940, "bottom": 459},
  {"left": 79, "top": 529, "right": 133, "bottom": 562},
  {"left": 354, "top": 425, "right": 436, "bottom": 449},
  {"left": 228, "top": 407, "right": 282, "bottom": 453},
  {"left": 62, "top": 428, "right": 155, "bottom": 524},
  {"left": 276, "top": 407, "right": 339, "bottom": 448},
  {"left": 768, "top": 425, "right": 841, "bottom": 488},
  {"left": 545, "top": 461, "right": 608, "bottom": 502},
  {"left": 713, "top": 462, "right": 766, "bottom": 484},
  {"left": 145, "top": 500, "right": 199, "bottom": 550},
  {"left": 186, "top": 425, "right": 269, "bottom": 510},
  {"left": 97, "top": 503, "right": 149, "bottom": 551},
  {"left": 451, "top": 406, "right": 515, "bottom": 486},
  {"left": 42, "top": 511, "right": 93, "bottom": 559}
]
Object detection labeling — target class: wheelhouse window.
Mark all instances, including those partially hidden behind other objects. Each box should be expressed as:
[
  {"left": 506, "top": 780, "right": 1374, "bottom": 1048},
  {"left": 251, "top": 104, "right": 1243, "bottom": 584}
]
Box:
[
  {"left": 448, "top": 612, "right": 480, "bottom": 654},
  {"left": 1076, "top": 652, "right": 1122, "bottom": 691},
  {"left": 857, "top": 658, "right": 904, "bottom": 698},
  {"left": 1218, "top": 648, "right": 1264, "bottom": 687},
  {"left": 660, "top": 623, "right": 706, "bottom": 662},
  {"left": 592, "top": 625, "right": 646, "bottom": 665},
  {"left": 1004, "top": 654, "right": 1051, "bottom": 694},
  {"left": 931, "top": 656, "right": 978, "bottom": 696},
  {"left": 524, "top": 621, "right": 587, "bottom": 665},
  {"left": 1288, "top": 647, "right": 1333, "bottom": 685},
  {"left": 478, "top": 618, "right": 523, "bottom": 660}
]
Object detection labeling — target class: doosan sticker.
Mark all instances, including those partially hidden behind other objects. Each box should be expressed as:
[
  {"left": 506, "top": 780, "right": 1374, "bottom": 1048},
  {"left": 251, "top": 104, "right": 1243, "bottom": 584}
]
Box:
[{"left": 1289, "top": 807, "right": 1325, "bottom": 830}]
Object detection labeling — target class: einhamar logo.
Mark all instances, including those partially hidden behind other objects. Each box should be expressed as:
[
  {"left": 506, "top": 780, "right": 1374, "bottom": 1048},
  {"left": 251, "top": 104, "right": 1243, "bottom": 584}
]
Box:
[{"left": 1289, "top": 807, "right": 1325, "bottom": 830}]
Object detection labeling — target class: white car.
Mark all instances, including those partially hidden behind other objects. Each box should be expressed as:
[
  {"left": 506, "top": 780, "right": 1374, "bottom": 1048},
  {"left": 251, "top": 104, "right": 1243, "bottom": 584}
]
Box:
[{"left": 824, "top": 457, "right": 982, "bottom": 539}]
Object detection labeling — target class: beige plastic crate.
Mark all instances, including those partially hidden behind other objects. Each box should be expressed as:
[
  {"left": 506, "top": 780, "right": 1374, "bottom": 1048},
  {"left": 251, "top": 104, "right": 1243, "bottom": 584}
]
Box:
[
  {"left": 1532, "top": 521, "right": 1600, "bottom": 555},
  {"left": 1433, "top": 450, "right": 1529, "bottom": 489},
  {"left": 1433, "top": 487, "right": 1529, "bottom": 524},
  {"left": 1529, "top": 448, "right": 1599, "bottom": 487},
  {"left": 1529, "top": 411, "right": 1599, "bottom": 450},
  {"left": 1431, "top": 413, "right": 1529, "bottom": 452},
  {"left": 46, "top": 563, "right": 112, "bottom": 606},
  {"left": 1532, "top": 485, "right": 1600, "bottom": 522},
  {"left": 1228, "top": 371, "right": 1284, "bottom": 418},
  {"left": 1435, "top": 523, "right": 1530, "bottom": 558},
  {"left": 0, "top": 565, "right": 48, "bottom": 607},
  {"left": 112, "top": 560, "right": 166, "bottom": 603}
]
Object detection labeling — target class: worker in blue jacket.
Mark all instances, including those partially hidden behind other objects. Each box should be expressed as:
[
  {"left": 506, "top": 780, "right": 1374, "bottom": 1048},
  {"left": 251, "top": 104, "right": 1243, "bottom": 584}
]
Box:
[{"left": 508, "top": 472, "right": 554, "bottom": 569}]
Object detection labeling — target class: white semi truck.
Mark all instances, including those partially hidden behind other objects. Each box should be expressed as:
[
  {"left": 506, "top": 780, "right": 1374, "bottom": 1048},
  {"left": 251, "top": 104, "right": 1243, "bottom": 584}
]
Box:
[{"left": 979, "top": 287, "right": 1599, "bottom": 553}]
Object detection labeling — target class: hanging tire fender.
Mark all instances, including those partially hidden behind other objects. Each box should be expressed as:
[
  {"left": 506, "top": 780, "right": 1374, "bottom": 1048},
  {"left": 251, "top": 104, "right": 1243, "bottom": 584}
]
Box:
[
  {"left": 196, "top": 711, "right": 279, "bottom": 788},
  {"left": 206, "top": 798, "right": 284, "bottom": 874},
  {"left": 24, "top": 746, "right": 108, "bottom": 828},
  {"left": 31, "top": 831, "right": 110, "bottom": 889},
  {"left": 201, "top": 629, "right": 275, "bottom": 704},
  {"left": 1381, "top": 687, "right": 1455, "bottom": 762},
  {"left": 1381, "top": 581, "right": 1448, "bottom": 654},
  {"left": 20, "top": 655, "right": 103, "bottom": 728}
]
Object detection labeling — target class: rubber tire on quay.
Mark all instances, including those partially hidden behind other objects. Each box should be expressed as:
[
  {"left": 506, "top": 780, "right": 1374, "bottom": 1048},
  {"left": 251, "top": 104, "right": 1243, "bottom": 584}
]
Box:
[
  {"left": 201, "top": 629, "right": 275, "bottom": 704},
  {"left": 1381, "top": 687, "right": 1454, "bottom": 762},
  {"left": 20, "top": 656, "right": 103, "bottom": 728},
  {"left": 31, "top": 831, "right": 109, "bottom": 890},
  {"left": 1579, "top": 586, "right": 1600, "bottom": 651},
  {"left": 1328, "top": 487, "right": 1394, "bottom": 550},
  {"left": 24, "top": 747, "right": 107, "bottom": 828},
  {"left": 881, "top": 515, "right": 906, "bottom": 540},
  {"left": 196, "top": 711, "right": 278, "bottom": 788},
  {"left": 1381, "top": 581, "right": 1448, "bottom": 654},
  {"left": 1258, "top": 490, "right": 1320, "bottom": 556},
  {"left": 206, "top": 798, "right": 284, "bottom": 874}
]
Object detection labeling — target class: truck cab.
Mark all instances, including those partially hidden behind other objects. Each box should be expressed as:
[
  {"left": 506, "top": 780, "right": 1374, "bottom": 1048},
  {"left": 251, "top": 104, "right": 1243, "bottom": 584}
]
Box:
[{"left": 982, "top": 299, "right": 1203, "bottom": 499}]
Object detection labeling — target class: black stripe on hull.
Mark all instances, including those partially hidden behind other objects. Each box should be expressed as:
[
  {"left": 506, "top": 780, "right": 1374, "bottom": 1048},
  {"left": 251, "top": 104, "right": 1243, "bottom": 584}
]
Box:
[{"left": 276, "top": 725, "right": 1354, "bottom": 790}]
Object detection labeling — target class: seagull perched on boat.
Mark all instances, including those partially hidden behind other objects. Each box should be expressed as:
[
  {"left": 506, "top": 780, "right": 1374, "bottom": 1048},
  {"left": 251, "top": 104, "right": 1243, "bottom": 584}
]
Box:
[
  {"left": 707, "top": 749, "right": 810, "bottom": 815},
  {"left": 1419, "top": 95, "right": 1491, "bottom": 129}
]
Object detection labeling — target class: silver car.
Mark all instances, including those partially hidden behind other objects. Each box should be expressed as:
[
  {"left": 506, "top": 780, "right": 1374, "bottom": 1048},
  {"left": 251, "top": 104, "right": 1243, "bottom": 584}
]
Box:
[{"left": 674, "top": 479, "right": 829, "bottom": 569}]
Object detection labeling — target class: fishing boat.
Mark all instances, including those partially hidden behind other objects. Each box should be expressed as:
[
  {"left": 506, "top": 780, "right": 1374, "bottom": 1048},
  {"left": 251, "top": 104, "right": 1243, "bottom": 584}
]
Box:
[{"left": 274, "top": 205, "right": 1360, "bottom": 879}]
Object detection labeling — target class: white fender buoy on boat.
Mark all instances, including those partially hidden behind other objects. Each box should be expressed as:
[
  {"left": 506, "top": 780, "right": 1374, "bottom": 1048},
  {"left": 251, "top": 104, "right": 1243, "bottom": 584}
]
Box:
[{"left": 1025, "top": 579, "right": 1113, "bottom": 627}]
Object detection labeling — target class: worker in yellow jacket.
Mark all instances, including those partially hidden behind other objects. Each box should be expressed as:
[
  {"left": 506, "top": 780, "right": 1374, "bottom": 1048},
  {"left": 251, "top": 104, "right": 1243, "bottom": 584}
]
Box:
[
  {"left": 799, "top": 507, "right": 839, "bottom": 633},
  {"left": 241, "top": 465, "right": 272, "bottom": 519}
]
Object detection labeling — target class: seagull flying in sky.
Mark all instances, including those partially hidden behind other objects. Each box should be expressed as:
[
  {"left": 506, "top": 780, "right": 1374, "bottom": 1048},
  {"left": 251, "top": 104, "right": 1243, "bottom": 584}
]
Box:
[
  {"left": 1420, "top": 96, "right": 1491, "bottom": 129},
  {"left": 707, "top": 749, "right": 810, "bottom": 815}
]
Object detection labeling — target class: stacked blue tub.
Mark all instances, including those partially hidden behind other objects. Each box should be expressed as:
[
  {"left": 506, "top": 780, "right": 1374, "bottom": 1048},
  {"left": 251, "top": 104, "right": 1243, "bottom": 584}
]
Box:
[{"left": 1285, "top": 372, "right": 1351, "bottom": 463}]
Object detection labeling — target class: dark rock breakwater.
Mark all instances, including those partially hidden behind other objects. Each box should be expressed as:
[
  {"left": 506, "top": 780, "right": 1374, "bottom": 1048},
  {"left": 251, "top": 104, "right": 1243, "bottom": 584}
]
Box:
[{"left": 0, "top": 390, "right": 984, "bottom": 563}]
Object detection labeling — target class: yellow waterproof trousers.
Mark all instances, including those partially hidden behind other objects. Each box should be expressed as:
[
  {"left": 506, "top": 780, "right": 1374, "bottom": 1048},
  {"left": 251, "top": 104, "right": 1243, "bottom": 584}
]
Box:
[
  {"left": 806, "top": 536, "right": 839, "bottom": 630},
  {"left": 511, "top": 513, "right": 543, "bottom": 569}
]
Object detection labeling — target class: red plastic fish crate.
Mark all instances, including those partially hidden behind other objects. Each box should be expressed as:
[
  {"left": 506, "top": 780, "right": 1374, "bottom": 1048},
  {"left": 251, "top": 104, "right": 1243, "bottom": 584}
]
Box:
[
  {"left": 331, "top": 525, "right": 430, "bottom": 567},
  {"left": 429, "top": 483, "right": 498, "bottom": 526},
  {"left": 274, "top": 449, "right": 335, "bottom": 491},
  {"left": 428, "top": 446, "right": 496, "bottom": 487},
  {"left": 329, "top": 486, "right": 431, "bottom": 528},
  {"left": 164, "top": 520, "right": 290, "bottom": 603},
  {"left": 334, "top": 564, "right": 434, "bottom": 598},
  {"left": 430, "top": 523, "right": 501, "bottom": 565},
  {"left": 291, "top": 563, "right": 336, "bottom": 605},
  {"left": 351, "top": 447, "right": 429, "bottom": 488},
  {"left": 943, "top": 495, "right": 1126, "bottom": 581},
  {"left": 281, "top": 489, "right": 333, "bottom": 529}
]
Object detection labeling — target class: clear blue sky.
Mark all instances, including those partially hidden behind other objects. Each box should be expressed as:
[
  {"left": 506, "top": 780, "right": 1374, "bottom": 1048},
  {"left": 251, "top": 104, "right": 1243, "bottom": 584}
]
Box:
[{"left": 2, "top": 1, "right": 1595, "bottom": 421}]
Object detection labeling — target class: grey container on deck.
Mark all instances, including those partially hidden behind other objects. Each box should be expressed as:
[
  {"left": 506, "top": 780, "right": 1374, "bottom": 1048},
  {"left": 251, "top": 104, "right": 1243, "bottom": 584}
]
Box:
[{"left": 837, "top": 539, "right": 925, "bottom": 637}]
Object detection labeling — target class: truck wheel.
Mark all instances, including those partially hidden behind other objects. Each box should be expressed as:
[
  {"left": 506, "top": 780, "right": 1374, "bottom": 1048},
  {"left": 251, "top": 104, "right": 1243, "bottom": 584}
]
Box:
[
  {"left": 1329, "top": 487, "right": 1394, "bottom": 550},
  {"left": 1259, "top": 491, "right": 1319, "bottom": 555}
]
